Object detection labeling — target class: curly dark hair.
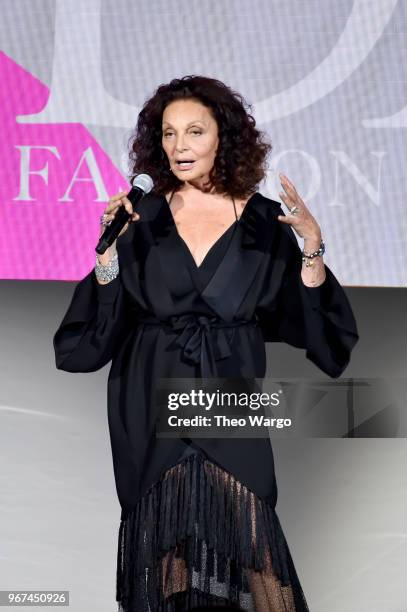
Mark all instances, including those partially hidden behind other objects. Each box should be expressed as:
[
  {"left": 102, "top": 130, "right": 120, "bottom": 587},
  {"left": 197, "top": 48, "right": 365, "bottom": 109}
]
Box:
[{"left": 127, "top": 75, "right": 272, "bottom": 199}]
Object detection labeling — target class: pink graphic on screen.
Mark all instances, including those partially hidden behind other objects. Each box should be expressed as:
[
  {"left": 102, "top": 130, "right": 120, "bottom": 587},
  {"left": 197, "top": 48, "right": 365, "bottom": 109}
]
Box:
[{"left": 0, "top": 52, "right": 130, "bottom": 281}]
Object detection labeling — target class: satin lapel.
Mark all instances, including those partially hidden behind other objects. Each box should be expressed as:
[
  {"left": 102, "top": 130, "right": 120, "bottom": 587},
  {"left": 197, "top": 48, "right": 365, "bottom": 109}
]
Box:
[
  {"left": 151, "top": 192, "right": 276, "bottom": 321},
  {"left": 200, "top": 193, "right": 273, "bottom": 321}
]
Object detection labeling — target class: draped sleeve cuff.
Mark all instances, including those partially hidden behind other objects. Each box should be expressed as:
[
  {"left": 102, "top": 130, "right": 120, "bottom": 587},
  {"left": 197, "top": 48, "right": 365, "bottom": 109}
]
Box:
[
  {"left": 299, "top": 271, "right": 333, "bottom": 311},
  {"left": 256, "top": 218, "right": 359, "bottom": 378},
  {"left": 53, "top": 268, "right": 128, "bottom": 373},
  {"left": 299, "top": 265, "right": 359, "bottom": 336},
  {"left": 94, "top": 271, "right": 122, "bottom": 304},
  {"left": 297, "top": 265, "right": 359, "bottom": 377}
]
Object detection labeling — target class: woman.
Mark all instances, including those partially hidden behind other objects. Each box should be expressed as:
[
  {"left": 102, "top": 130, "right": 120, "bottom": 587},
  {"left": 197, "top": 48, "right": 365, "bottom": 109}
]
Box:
[{"left": 53, "top": 75, "right": 359, "bottom": 611}]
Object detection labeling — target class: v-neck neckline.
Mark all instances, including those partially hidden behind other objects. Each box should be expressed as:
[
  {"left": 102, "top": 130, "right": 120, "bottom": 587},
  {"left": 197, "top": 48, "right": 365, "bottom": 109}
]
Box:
[{"left": 162, "top": 191, "right": 257, "bottom": 271}]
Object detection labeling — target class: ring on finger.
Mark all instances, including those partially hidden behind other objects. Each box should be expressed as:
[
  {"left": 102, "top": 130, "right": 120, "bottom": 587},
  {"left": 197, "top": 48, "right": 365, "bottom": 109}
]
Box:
[
  {"left": 289, "top": 206, "right": 300, "bottom": 215},
  {"left": 100, "top": 213, "right": 112, "bottom": 226}
]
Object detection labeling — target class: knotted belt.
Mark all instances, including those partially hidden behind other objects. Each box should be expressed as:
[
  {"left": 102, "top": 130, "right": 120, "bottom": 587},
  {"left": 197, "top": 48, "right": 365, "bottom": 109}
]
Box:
[{"left": 136, "top": 312, "right": 258, "bottom": 378}]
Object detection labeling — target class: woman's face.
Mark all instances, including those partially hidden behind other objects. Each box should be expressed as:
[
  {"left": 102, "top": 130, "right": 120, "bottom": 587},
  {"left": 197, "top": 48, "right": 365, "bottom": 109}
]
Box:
[{"left": 161, "top": 98, "right": 219, "bottom": 190}]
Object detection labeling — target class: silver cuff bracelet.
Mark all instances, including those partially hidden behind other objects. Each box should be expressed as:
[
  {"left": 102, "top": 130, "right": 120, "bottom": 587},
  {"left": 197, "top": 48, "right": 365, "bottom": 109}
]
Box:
[{"left": 95, "top": 252, "right": 119, "bottom": 283}]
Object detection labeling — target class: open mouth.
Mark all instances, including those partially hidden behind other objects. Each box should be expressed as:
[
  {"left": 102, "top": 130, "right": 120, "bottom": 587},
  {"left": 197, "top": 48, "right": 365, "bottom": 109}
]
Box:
[{"left": 175, "top": 160, "right": 195, "bottom": 170}]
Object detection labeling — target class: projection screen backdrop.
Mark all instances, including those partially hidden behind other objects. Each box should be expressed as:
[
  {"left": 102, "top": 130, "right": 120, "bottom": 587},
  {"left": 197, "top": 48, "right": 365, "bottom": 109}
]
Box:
[{"left": 0, "top": 0, "right": 406, "bottom": 286}]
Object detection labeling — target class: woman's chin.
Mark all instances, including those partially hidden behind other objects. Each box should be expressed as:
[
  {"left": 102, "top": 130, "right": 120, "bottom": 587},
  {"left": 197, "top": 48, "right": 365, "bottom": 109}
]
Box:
[{"left": 177, "top": 172, "right": 208, "bottom": 184}]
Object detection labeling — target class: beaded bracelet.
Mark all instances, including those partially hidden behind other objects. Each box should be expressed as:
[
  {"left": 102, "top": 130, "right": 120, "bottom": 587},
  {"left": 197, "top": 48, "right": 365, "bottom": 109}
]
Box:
[
  {"left": 301, "top": 239, "right": 325, "bottom": 267},
  {"left": 95, "top": 251, "right": 119, "bottom": 283}
]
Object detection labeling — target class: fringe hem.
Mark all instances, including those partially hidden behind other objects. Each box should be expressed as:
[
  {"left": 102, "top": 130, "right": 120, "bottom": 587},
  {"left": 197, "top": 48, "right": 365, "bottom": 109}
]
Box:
[
  {"left": 116, "top": 451, "right": 309, "bottom": 611},
  {"left": 118, "top": 587, "right": 244, "bottom": 611}
]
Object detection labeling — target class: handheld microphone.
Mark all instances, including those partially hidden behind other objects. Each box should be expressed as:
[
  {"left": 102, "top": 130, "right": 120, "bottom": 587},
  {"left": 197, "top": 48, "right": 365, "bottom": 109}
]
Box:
[{"left": 96, "top": 173, "right": 154, "bottom": 255}]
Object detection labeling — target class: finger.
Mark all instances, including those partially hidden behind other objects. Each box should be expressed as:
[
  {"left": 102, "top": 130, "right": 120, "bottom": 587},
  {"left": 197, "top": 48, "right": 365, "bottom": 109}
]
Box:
[
  {"left": 280, "top": 181, "right": 294, "bottom": 198},
  {"left": 280, "top": 184, "right": 301, "bottom": 207},
  {"left": 280, "top": 191, "right": 304, "bottom": 213},
  {"left": 120, "top": 196, "right": 142, "bottom": 222},
  {"left": 121, "top": 195, "right": 135, "bottom": 216},
  {"left": 99, "top": 214, "right": 115, "bottom": 232},
  {"left": 111, "top": 191, "right": 128, "bottom": 201},
  {"left": 107, "top": 192, "right": 127, "bottom": 208},
  {"left": 280, "top": 174, "right": 296, "bottom": 193},
  {"left": 105, "top": 201, "right": 120, "bottom": 214},
  {"left": 105, "top": 197, "right": 127, "bottom": 215},
  {"left": 280, "top": 177, "right": 304, "bottom": 208},
  {"left": 277, "top": 214, "right": 293, "bottom": 223},
  {"left": 106, "top": 191, "right": 128, "bottom": 210},
  {"left": 279, "top": 192, "right": 294, "bottom": 208}
]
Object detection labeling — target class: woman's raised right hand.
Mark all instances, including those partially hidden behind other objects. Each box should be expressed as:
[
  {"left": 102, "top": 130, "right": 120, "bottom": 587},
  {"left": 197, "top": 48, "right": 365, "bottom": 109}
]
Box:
[
  {"left": 99, "top": 191, "right": 141, "bottom": 239},
  {"left": 96, "top": 192, "right": 141, "bottom": 270}
]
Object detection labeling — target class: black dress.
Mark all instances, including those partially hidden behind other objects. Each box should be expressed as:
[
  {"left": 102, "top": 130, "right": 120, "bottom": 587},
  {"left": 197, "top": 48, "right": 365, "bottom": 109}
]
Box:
[{"left": 53, "top": 190, "right": 359, "bottom": 611}]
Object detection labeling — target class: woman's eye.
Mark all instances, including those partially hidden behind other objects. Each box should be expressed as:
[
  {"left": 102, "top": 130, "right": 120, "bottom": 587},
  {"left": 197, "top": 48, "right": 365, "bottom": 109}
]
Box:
[{"left": 163, "top": 131, "right": 201, "bottom": 137}]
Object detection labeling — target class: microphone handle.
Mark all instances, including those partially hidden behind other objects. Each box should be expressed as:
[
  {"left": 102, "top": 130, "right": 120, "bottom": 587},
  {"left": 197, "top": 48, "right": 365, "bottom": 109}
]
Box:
[{"left": 95, "top": 186, "right": 144, "bottom": 255}]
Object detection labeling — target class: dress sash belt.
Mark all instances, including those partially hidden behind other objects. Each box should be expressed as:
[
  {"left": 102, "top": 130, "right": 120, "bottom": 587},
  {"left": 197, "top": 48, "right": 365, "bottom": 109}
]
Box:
[{"left": 135, "top": 312, "right": 258, "bottom": 378}]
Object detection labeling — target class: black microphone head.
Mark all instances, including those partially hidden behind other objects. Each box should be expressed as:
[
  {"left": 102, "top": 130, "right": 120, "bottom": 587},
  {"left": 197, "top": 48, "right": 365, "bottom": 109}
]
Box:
[{"left": 132, "top": 173, "right": 154, "bottom": 193}]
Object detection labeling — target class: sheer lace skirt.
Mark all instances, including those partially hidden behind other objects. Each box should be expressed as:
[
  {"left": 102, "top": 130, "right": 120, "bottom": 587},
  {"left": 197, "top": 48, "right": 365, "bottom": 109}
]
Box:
[{"left": 116, "top": 450, "right": 309, "bottom": 611}]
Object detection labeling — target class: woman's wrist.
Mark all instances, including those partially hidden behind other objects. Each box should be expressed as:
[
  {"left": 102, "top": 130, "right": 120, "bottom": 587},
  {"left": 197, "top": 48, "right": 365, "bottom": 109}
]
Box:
[
  {"left": 300, "top": 232, "right": 326, "bottom": 286},
  {"left": 303, "top": 232, "right": 322, "bottom": 251},
  {"left": 96, "top": 244, "right": 117, "bottom": 267},
  {"left": 95, "top": 249, "right": 119, "bottom": 284},
  {"left": 300, "top": 258, "right": 326, "bottom": 287}
]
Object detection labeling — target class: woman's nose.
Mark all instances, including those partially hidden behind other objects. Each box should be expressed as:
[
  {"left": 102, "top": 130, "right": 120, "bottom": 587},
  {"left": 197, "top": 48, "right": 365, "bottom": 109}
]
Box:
[{"left": 175, "top": 135, "right": 187, "bottom": 151}]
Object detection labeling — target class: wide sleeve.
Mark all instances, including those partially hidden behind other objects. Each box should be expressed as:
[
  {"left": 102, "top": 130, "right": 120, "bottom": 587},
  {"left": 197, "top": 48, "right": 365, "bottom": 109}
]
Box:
[
  {"left": 256, "top": 212, "right": 359, "bottom": 378},
  {"left": 53, "top": 269, "right": 129, "bottom": 373}
]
